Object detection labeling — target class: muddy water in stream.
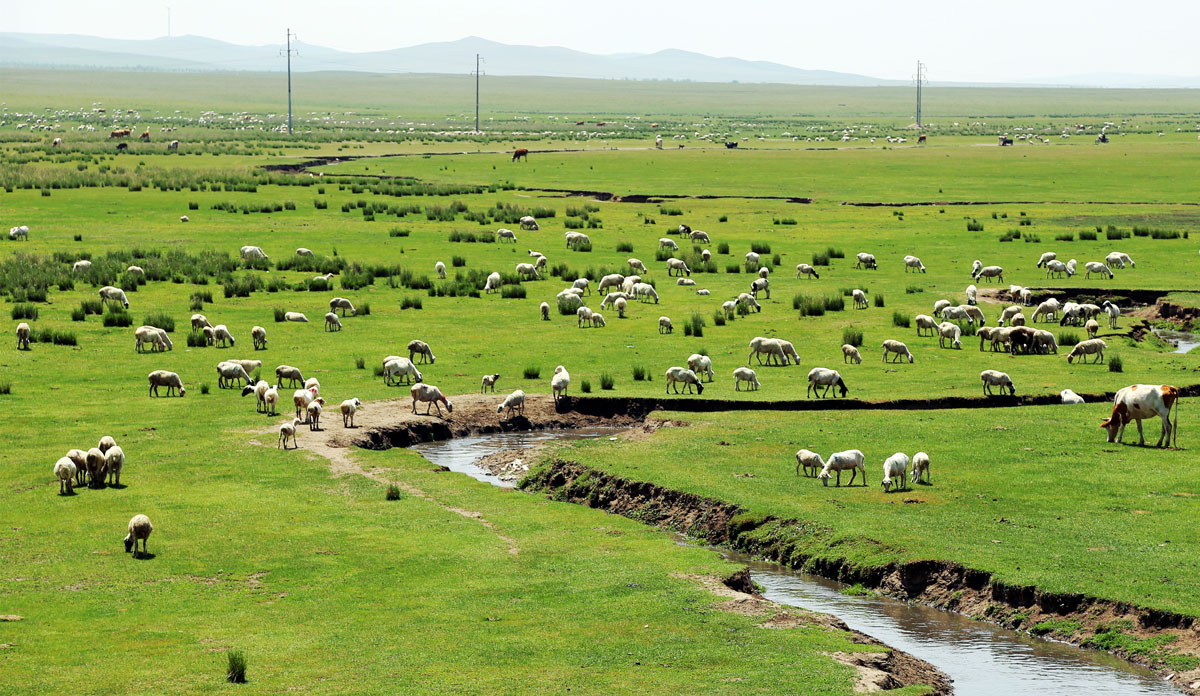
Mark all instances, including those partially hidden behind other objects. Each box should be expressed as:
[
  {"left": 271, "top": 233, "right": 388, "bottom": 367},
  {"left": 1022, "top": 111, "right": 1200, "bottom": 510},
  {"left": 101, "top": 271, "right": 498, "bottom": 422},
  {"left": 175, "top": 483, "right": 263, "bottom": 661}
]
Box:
[{"left": 411, "top": 430, "right": 1181, "bottom": 695}]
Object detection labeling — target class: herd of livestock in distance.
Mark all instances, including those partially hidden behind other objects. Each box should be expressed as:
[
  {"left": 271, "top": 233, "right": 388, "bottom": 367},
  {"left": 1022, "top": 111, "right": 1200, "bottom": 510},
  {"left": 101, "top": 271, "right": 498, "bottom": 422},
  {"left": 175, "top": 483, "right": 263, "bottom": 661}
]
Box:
[{"left": 13, "top": 209, "right": 1183, "bottom": 556}]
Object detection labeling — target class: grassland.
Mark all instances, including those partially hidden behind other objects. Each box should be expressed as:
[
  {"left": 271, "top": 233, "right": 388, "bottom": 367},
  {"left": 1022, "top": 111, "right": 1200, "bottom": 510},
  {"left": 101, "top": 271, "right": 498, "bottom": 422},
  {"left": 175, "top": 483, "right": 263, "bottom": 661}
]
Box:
[{"left": 1, "top": 70, "right": 1198, "bottom": 692}]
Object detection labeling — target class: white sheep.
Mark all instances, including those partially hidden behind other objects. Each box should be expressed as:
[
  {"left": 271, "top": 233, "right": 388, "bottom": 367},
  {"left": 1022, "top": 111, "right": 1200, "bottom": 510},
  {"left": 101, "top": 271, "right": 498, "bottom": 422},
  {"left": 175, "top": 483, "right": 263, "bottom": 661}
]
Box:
[
  {"left": 8, "top": 225, "right": 29, "bottom": 241},
  {"left": 191, "top": 314, "right": 211, "bottom": 332},
  {"left": 324, "top": 312, "right": 343, "bottom": 332},
  {"left": 881, "top": 340, "right": 914, "bottom": 363},
  {"left": 240, "top": 245, "right": 268, "bottom": 260},
  {"left": 65, "top": 449, "right": 88, "bottom": 487},
  {"left": 971, "top": 259, "right": 982, "bottom": 276},
  {"left": 966, "top": 285, "right": 978, "bottom": 306},
  {"left": 1060, "top": 389, "right": 1085, "bottom": 405},
  {"left": 659, "top": 316, "right": 673, "bottom": 334},
  {"left": 903, "top": 255, "right": 926, "bottom": 273},
  {"left": 484, "top": 272, "right": 502, "bottom": 294},
  {"left": 852, "top": 289, "right": 868, "bottom": 309},
  {"left": 54, "top": 457, "right": 77, "bottom": 495},
  {"left": 515, "top": 262, "right": 540, "bottom": 280},
  {"left": 842, "top": 344, "right": 863, "bottom": 364},
  {"left": 408, "top": 340, "right": 436, "bottom": 364},
  {"left": 577, "top": 305, "right": 594, "bottom": 328},
  {"left": 104, "top": 446, "right": 125, "bottom": 486},
  {"left": 1033, "top": 330, "right": 1058, "bottom": 354},
  {"left": 1101, "top": 300, "right": 1121, "bottom": 329},
  {"left": 435, "top": 261, "right": 446, "bottom": 279},
  {"left": 497, "top": 228, "right": 517, "bottom": 243},
  {"left": 1067, "top": 338, "right": 1107, "bottom": 364},
  {"left": 998, "top": 305, "right": 1022, "bottom": 326},
  {"left": 932, "top": 299, "right": 951, "bottom": 317},
  {"left": 410, "top": 383, "right": 453, "bottom": 416},
  {"left": 216, "top": 361, "right": 252, "bottom": 389},
  {"left": 817, "top": 450, "right": 866, "bottom": 487},
  {"left": 745, "top": 251, "right": 760, "bottom": 267},
  {"left": 701, "top": 249, "right": 711, "bottom": 262},
  {"left": 264, "top": 385, "right": 280, "bottom": 416},
  {"left": 1009, "top": 312, "right": 1026, "bottom": 327},
  {"left": 1085, "top": 318, "right": 1099, "bottom": 338},
  {"left": 794, "top": 449, "right": 825, "bottom": 478},
  {"left": 690, "top": 229, "right": 710, "bottom": 244},
  {"left": 981, "top": 370, "right": 1015, "bottom": 396},
  {"left": 293, "top": 388, "right": 320, "bottom": 420},
  {"left": 1044, "top": 260, "right": 1072, "bottom": 279},
  {"left": 659, "top": 237, "right": 678, "bottom": 251},
  {"left": 97, "top": 436, "right": 117, "bottom": 455},
  {"left": 99, "top": 286, "right": 130, "bottom": 309},
  {"left": 519, "top": 216, "right": 539, "bottom": 230},
  {"left": 16, "top": 322, "right": 30, "bottom": 350},
  {"left": 664, "top": 366, "right": 705, "bottom": 394},
  {"left": 212, "top": 325, "right": 234, "bottom": 348},
  {"left": 296, "top": 248, "right": 314, "bottom": 257},
  {"left": 540, "top": 302, "right": 550, "bottom": 320},
  {"left": 572, "top": 277, "right": 591, "bottom": 295},
  {"left": 737, "top": 293, "right": 761, "bottom": 313},
  {"left": 134, "top": 326, "right": 167, "bottom": 353},
  {"left": 497, "top": 390, "right": 526, "bottom": 418},
  {"left": 910, "top": 452, "right": 930, "bottom": 485},
  {"left": 1066, "top": 259, "right": 1078, "bottom": 276},
  {"left": 937, "top": 322, "right": 962, "bottom": 349},
  {"left": 796, "top": 263, "right": 820, "bottom": 279},
  {"left": 126, "top": 265, "right": 145, "bottom": 276},
  {"left": 747, "top": 337, "right": 789, "bottom": 366},
  {"left": 551, "top": 365, "right": 570, "bottom": 404},
  {"left": 72, "top": 259, "right": 92, "bottom": 274},
  {"left": 733, "top": 367, "right": 760, "bottom": 391},
  {"left": 340, "top": 398, "right": 363, "bottom": 427},
  {"left": 973, "top": 265, "right": 1004, "bottom": 283},
  {"left": 1105, "top": 252, "right": 1135, "bottom": 269},
  {"left": 329, "top": 297, "right": 356, "bottom": 316},
  {"left": 687, "top": 354, "right": 715, "bottom": 382},
  {"left": 1085, "top": 262, "right": 1113, "bottom": 279},
  {"left": 855, "top": 252, "right": 877, "bottom": 270},
  {"left": 307, "top": 400, "right": 323, "bottom": 431},
  {"left": 481, "top": 373, "right": 500, "bottom": 393},
  {"left": 627, "top": 258, "right": 647, "bottom": 274},
  {"left": 914, "top": 314, "right": 938, "bottom": 337},
  {"left": 148, "top": 370, "right": 185, "bottom": 397},
  {"left": 275, "top": 365, "right": 304, "bottom": 387},
  {"left": 251, "top": 325, "right": 267, "bottom": 351},
  {"left": 882, "top": 452, "right": 909, "bottom": 492},
  {"left": 383, "top": 357, "right": 422, "bottom": 386},
  {"left": 667, "top": 258, "right": 691, "bottom": 276},
  {"left": 807, "top": 367, "right": 849, "bottom": 398},
  {"left": 757, "top": 266, "right": 770, "bottom": 279},
  {"left": 634, "top": 283, "right": 659, "bottom": 304},
  {"left": 612, "top": 297, "right": 627, "bottom": 319},
  {"left": 124, "top": 514, "right": 153, "bottom": 558},
  {"left": 676, "top": 278, "right": 696, "bottom": 286},
  {"left": 278, "top": 417, "right": 302, "bottom": 449},
  {"left": 1036, "top": 251, "right": 1057, "bottom": 268},
  {"left": 241, "top": 380, "right": 270, "bottom": 412},
  {"left": 750, "top": 278, "right": 770, "bottom": 299}
]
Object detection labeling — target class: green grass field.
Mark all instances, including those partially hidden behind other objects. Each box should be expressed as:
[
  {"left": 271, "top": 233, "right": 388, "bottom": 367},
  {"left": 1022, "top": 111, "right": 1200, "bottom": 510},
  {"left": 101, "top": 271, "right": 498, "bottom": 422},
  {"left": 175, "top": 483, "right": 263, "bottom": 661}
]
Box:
[{"left": 2, "top": 69, "right": 1198, "bottom": 692}]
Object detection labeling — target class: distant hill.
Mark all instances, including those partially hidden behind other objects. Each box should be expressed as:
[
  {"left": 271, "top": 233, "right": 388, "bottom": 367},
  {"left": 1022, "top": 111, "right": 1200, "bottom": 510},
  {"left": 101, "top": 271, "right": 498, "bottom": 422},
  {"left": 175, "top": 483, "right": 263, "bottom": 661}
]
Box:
[{"left": 0, "top": 33, "right": 903, "bottom": 86}]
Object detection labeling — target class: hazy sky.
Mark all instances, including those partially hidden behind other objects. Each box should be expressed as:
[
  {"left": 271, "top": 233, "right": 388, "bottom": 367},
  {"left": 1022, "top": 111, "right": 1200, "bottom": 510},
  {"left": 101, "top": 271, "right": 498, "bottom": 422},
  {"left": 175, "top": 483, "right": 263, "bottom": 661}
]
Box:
[{"left": 9, "top": 0, "right": 1200, "bottom": 81}]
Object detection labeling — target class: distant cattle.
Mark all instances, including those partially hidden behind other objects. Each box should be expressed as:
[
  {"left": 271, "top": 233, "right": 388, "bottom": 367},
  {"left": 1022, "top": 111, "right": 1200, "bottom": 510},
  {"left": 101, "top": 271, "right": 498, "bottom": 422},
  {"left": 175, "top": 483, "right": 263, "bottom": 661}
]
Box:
[
  {"left": 1096, "top": 134, "right": 1109, "bottom": 144},
  {"left": 725, "top": 141, "right": 739, "bottom": 149},
  {"left": 116, "top": 142, "right": 129, "bottom": 151},
  {"left": 167, "top": 140, "right": 179, "bottom": 151},
  {"left": 139, "top": 130, "right": 150, "bottom": 141},
  {"left": 512, "top": 148, "right": 529, "bottom": 162},
  {"left": 917, "top": 134, "right": 927, "bottom": 144},
  {"left": 109, "top": 128, "right": 131, "bottom": 139},
  {"left": 998, "top": 136, "right": 1014, "bottom": 146}
]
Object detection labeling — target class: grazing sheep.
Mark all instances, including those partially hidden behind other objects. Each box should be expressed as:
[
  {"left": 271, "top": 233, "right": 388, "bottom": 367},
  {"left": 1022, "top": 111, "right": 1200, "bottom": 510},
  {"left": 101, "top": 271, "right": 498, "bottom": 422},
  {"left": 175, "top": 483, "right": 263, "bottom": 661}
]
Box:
[
  {"left": 435, "top": 261, "right": 446, "bottom": 279},
  {"left": 914, "top": 314, "right": 938, "bottom": 337},
  {"left": 757, "top": 266, "right": 770, "bottom": 279},
  {"left": 240, "top": 245, "right": 268, "bottom": 260},
  {"left": 411, "top": 383, "right": 453, "bottom": 416},
  {"left": 1067, "top": 338, "right": 1107, "bottom": 364},
  {"left": 664, "top": 366, "right": 705, "bottom": 395},
  {"left": 1106, "top": 252, "right": 1135, "bottom": 269},
  {"left": 216, "top": 362, "right": 252, "bottom": 389},
  {"left": 191, "top": 314, "right": 211, "bottom": 332},
  {"left": 659, "top": 316, "right": 673, "bottom": 334},
  {"left": 329, "top": 297, "right": 356, "bottom": 317},
  {"left": 842, "top": 344, "right": 863, "bottom": 364},
  {"left": 633, "top": 283, "right": 659, "bottom": 304},
  {"left": 658, "top": 237, "right": 679, "bottom": 251},
  {"left": 278, "top": 418, "right": 302, "bottom": 449},
  {"left": 482, "top": 272, "right": 502, "bottom": 294},
  {"left": 737, "top": 293, "right": 762, "bottom": 313},
  {"left": 201, "top": 328, "right": 215, "bottom": 348},
  {"left": 903, "top": 255, "right": 926, "bottom": 273},
  {"left": 134, "top": 326, "right": 167, "bottom": 353},
  {"left": 1066, "top": 259, "right": 1078, "bottom": 276},
  {"left": 97, "top": 436, "right": 117, "bottom": 455},
  {"left": 613, "top": 297, "right": 628, "bottom": 318},
  {"left": 263, "top": 385, "right": 280, "bottom": 416},
  {"left": 701, "top": 249, "right": 711, "bottom": 262},
  {"left": 340, "top": 398, "right": 363, "bottom": 427},
  {"left": 941, "top": 306, "right": 971, "bottom": 324},
  {"left": 497, "top": 390, "right": 526, "bottom": 418},
  {"left": 497, "top": 228, "right": 517, "bottom": 243},
  {"left": 8, "top": 225, "right": 29, "bottom": 241},
  {"left": 293, "top": 388, "right": 320, "bottom": 421},
  {"left": 973, "top": 265, "right": 1004, "bottom": 283},
  {"left": 551, "top": 365, "right": 570, "bottom": 404},
  {"left": 938, "top": 322, "right": 963, "bottom": 349},
  {"left": 976, "top": 326, "right": 997, "bottom": 352},
  {"left": 250, "top": 325, "right": 268, "bottom": 351},
  {"left": 72, "top": 259, "right": 92, "bottom": 274},
  {"left": 750, "top": 278, "right": 770, "bottom": 299},
  {"left": 1085, "top": 262, "right": 1113, "bottom": 279},
  {"left": 817, "top": 450, "right": 866, "bottom": 487},
  {"left": 1019, "top": 288, "right": 1033, "bottom": 306},
  {"left": 104, "top": 446, "right": 125, "bottom": 486},
  {"left": 981, "top": 369, "right": 1015, "bottom": 396},
  {"left": 275, "top": 365, "right": 304, "bottom": 387},
  {"left": 852, "top": 289, "right": 868, "bottom": 309},
  {"left": 54, "top": 457, "right": 77, "bottom": 495},
  {"left": 307, "top": 400, "right": 323, "bottom": 431},
  {"left": 1101, "top": 300, "right": 1121, "bottom": 329},
  {"left": 961, "top": 305, "right": 985, "bottom": 326},
  {"left": 126, "top": 265, "right": 145, "bottom": 276},
  {"left": 1032, "top": 299, "right": 1061, "bottom": 323},
  {"left": 733, "top": 367, "right": 760, "bottom": 391},
  {"left": 971, "top": 259, "right": 983, "bottom": 276},
  {"left": 577, "top": 306, "right": 594, "bottom": 328},
  {"left": 15, "top": 322, "right": 32, "bottom": 351},
  {"left": 687, "top": 354, "right": 715, "bottom": 382},
  {"left": 212, "top": 325, "right": 235, "bottom": 348},
  {"left": 627, "top": 258, "right": 647, "bottom": 274},
  {"left": 965, "top": 285, "right": 978, "bottom": 306},
  {"left": 481, "top": 374, "right": 500, "bottom": 393},
  {"left": 99, "top": 286, "right": 130, "bottom": 309},
  {"left": 304, "top": 377, "right": 321, "bottom": 394},
  {"left": 324, "top": 312, "right": 343, "bottom": 332},
  {"left": 1102, "top": 384, "right": 1179, "bottom": 447},
  {"left": 932, "top": 299, "right": 951, "bottom": 317},
  {"left": 745, "top": 251, "right": 760, "bottom": 267},
  {"left": 796, "top": 263, "right": 820, "bottom": 279},
  {"left": 383, "top": 357, "right": 422, "bottom": 386},
  {"left": 531, "top": 254, "right": 548, "bottom": 270},
  {"left": 667, "top": 258, "right": 691, "bottom": 276},
  {"left": 572, "top": 277, "right": 591, "bottom": 295},
  {"left": 882, "top": 452, "right": 910, "bottom": 492},
  {"left": 794, "top": 449, "right": 826, "bottom": 478},
  {"left": 565, "top": 232, "right": 590, "bottom": 249},
  {"left": 1061, "top": 389, "right": 1085, "bottom": 404},
  {"left": 1033, "top": 330, "right": 1058, "bottom": 354},
  {"left": 1037, "top": 251, "right": 1057, "bottom": 268},
  {"left": 148, "top": 370, "right": 185, "bottom": 397},
  {"left": 1010, "top": 313, "right": 1026, "bottom": 327},
  {"left": 910, "top": 452, "right": 931, "bottom": 485},
  {"left": 881, "top": 340, "right": 914, "bottom": 363},
  {"left": 999, "top": 305, "right": 1022, "bottom": 326},
  {"left": 408, "top": 340, "right": 436, "bottom": 364},
  {"left": 855, "top": 252, "right": 877, "bottom": 270},
  {"left": 124, "top": 514, "right": 153, "bottom": 558},
  {"left": 242, "top": 380, "right": 270, "bottom": 412},
  {"left": 539, "top": 302, "right": 551, "bottom": 320},
  {"left": 1044, "top": 260, "right": 1072, "bottom": 279},
  {"left": 85, "top": 448, "right": 106, "bottom": 487},
  {"left": 690, "top": 229, "right": 710, "bottom": 244},
  {"left": 66, "top": 449, "right": 88, "bottom": 487},
  {"left": 807, "top": 367, "right": 849, "bottom": 398},
  {"left": 296, "top": 248, "right": 314, "bottom": 257},
  {"left": 1085, "top": 318, "right": 1099, "bottom": 338},
  {"left": 515, "top": 262, "right": 540, "bottom": 280},
  {"left": 519, "top": 216, "right": 539, "bottom": 230},
  {"left": 748, "top": 336, "right": 792, "bottom": 366}
]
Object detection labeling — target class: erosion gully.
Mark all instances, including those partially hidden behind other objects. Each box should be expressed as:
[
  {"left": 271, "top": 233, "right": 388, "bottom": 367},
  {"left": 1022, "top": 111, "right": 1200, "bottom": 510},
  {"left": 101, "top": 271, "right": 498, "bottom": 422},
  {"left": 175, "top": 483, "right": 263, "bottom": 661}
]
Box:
[{"left": 404, "top": 427, "right": 1179, "bottom": 695}]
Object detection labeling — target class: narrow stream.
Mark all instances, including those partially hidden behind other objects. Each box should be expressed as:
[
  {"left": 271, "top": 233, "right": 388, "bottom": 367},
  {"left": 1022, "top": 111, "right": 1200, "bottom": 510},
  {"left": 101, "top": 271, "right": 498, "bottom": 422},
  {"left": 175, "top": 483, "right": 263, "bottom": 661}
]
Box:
[
  {"left": 1153, "top": 329, "right": 1200, "bottom": 354},
  {"left": 410, "top": 430, "right": 1180, "bottom": 695}
]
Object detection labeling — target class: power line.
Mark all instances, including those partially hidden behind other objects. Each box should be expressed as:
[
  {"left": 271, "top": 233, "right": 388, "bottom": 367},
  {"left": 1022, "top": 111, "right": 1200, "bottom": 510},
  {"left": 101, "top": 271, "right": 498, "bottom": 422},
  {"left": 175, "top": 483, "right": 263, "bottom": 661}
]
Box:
[{"left": 281, "top": 29, "right": 299, "bottom": 135}]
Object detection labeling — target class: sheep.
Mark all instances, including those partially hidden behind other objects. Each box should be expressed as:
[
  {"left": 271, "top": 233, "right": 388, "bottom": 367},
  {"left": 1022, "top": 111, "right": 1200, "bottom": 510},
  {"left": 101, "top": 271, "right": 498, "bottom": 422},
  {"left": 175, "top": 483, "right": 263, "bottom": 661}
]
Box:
[
  {"left": 191, "top": 314, "right": 211, "bottom": 332},
  {"left": 1067, "top": 338, "right": 1107, "bottom": 364},
  {"left": 1105, "top": 252, "right": 1135, "bottom": 269},
  {"left": 1085, "top": 318, "right": 1099, "bottom": 338},
  {"left": 1036, "top": 251, "right": 1057, "bottom": 268},
  {"left": 241, "top": 380, "right": 270, "bottom": 412},
  {"left": 324, "top": 312, "right": 343, "bottom": 332},
  {"left": 264, "top": 385, "right": 280, "bottom": 416},
  {"left": 881, "top": 340, "right": 914, "bottom": 363},
  {"left": 180, "top": 215, "right": 189, "bottom": 223},
  {"left": 551, "top": 365, "right": 570, "bottom": 404},
  {"left": 676, "top": 278, "right": 696, "bottom": 286},
  {"left": 539, "top": 300, "right": 550, "bottom": 321},
  {"left": 65, "top": 449, "right": 88, "bottom": 487},
  {"left": 915, "top": 314, "right": 938, "bottom": 337},
  {"left": 571, "top": 277, "right": 591, "bottom": 296},
  {"left": 966, "top": 285, "right": 978, "bottom": 306},
  {"left": 732, "top": 366, "right": 760, "bottom": 391},
  {"left": 72, "top": 259, "right": 92, "bottom": 274},
  {"left": 408, "top": 340, "right": 436, "bottom": 364},
  {"left": 104, "top": 446, "right": 125, "bottom": 486},
  {"left": 903, "top": 255, "right": 926, "bottom": 273},
  {"left": 1066, "top": 259, "right": 1078, "bottom": 276},
  {"left": 1032, "top": 299, "right": 1061, "bottom": 323},
  {"left": 148, "top": 370, "right": 185, "bottom": 397},
  {"left": 690, "top": 229, "right": 711, "bottom": 244},
  {"left": 240, "top": 245, "right": 268, "bottom": 260},
  {"left": 515, "top": 262, "right": 540, "bottom": 280},
  {"left": 757, "top": 266, "right": 770, "bottom": 279},
  {"left": 961, "top": 305, "right": 986, "bottom": 325},
  {"left": 435, "top": 261, "right": 446, "bottom": 279},
  {"left": 340, "top": 398, "right": 363, "bottom": 427},
  {"left": 99, "top": 286, "right": 130, "bottom": 309},
  {"left": 807, "top": 367, "right": 848, "bottom": 398},
  {"left": 293, "top": 387, "right": 320, "bottom": 420},
  {"left": 134, "top": 326, "right": 167, "bottom": 353},
  {"left": 750, "top": 278, "right": 770, "bottom": 299},
  {"left": 212, "top": 325, "right": 235, "bottom": 348},
  {"left": 126, "top": 265, "right": 145, "bottom": 277},
  {"left": 666, "top": 258, "right": 691, "bottom": 276},
  {"left": 15, "top": 321, "right": 31, "bottom": 351},
  {"left": 1085, "top": 262, "right": 1113, "bottom": 279},
  {"left": 881, "top": 452, "right": 910, "bottom": 492},
  {"left": 577, "top": 306, "right": 594, "bottom": 328},
  {"left": 519, "top": 216, "right": 539, "bottom": 230},
  {"left": 658, "top": 237, "right": 679, "bottom": 251},
  {"left": 497, "top": 228, "right": 517, "bottom": 243},
  {"left": 721, "top": 300, "right": 737, "bottom": 319},
  {"left": 910, "top": 452, "right": 931, "bottom": 485},
  {"left": 1033, "top": 329, "right": 1058, "bottom": 354},
  {"left": 8, "top": 225, "right": 29, "bottom": 241},
  {"left": 664, "top": 367, "right": 705, "bottom": 394},
  {"left": 613, "top": 298, "right": 627, "bottom": 319},
  {"left": 938, "top": 322, "right": 962, "bottom": 349},
  {"left": 329, "top": 297, "right": 356, "bottom": 317},
  {"left": 296, "top": 248, "right": 314, "bottom": 257},
  {"left": 411, "top": 383, "right": 453, "bottom": 416},
  {"left": 973, "top": 265, "right": 1004, "bottom": 283},
  {"left": 1044, "top": 260, "right": 1072, "bottom": 279},
  {"left": 383, "top": 357, "right": 422, "bottom": 386},
  {"left": 481, "top": 374, "right": 500, "bottom": 393},
  {"left": 216, "top": 362, "right": 252, "bottom": 389},
  {"left": 566, "top": 232, "right": 591, "bottom": 249},
  {"left": 941, "top": 305, "right": 971, "bottom": 324},
  {"left": 124, "top": 514, "right": 153, "bottom": 558},
  {"left": 1009, "top": 313, "right": 1026, "bottom": 327},
  {"left": 1101, "top": 300, "right": 1121, "bottom": 329},
  {"left": 795, "top": 263, "right": 820, "bottom": 279},
  {"left": 1061, "top": 389, "right": 1085, "bottom": 405},
  {"left": 307, "top": 400, "right": 324, "bottom": 431},
  {"left": 278, "top": 417, "right": 302, "bottom": 449},
  {"left": 998, "top": 305, "right": 1022, "bottom": 326},
  {"left": 687, "top": 354, "right": 715, "bottom": 382},
  {"left": 633, "top": 283, "right": 659, "bottom": 304},
  {"left": 748, "top": 336, "right": 791, "bottom": 366},
  {"left": 794, "top": 449, "right": 826, "bottom": 478},
  {"left": 701, "top": 249, "right": 712, "bottom": 262},
  {"left": 54, "top": 457, "right": 77, "bottom": 495},
  {"left": 980, "top": 369, "right": 1015, "bottom": 396},
  {"left": 971, "top": 259, "right": 982, "bottom": 276},
  {"left": 203, "top": 327, "right": 217, "bottom": 345},
  {"left": 932, "top": 299, "right": 951, "bottom": 317},
  {"left": 96, "top": 435, "right": 117, "bottom": 455},
  {"left": 85, "top": 447, "right": 106, "bottom": 487},
  {"left": 817, "top": 450, "right": 866, "bottom": 487},
  {"left": 497, "top": 390, "right": 526, "bottom": 418},
  {"left": 659, "top": 316, "right": 673, "bottom": 334},
  {"left": 627, "top": 258, "right": 647, "bottom": 274},
  {"left": 852, "top": 289, "right": 869, "bottom": 309},
  {"left": 737, "top": 293, "right": 762, "bottom": 313},
  {"left": 1019, "top": 288, "right": 1033, "bottom": 306},
  {"left": 842, "top": 344, "right": 863, "bottom": 364},
  {"left": 244, "top": 325, "right": 266, "bottom": 353},
  {"left": 275, "top": 365, "right": 304, "bottom": 387},
  {"left": 855, "top": 252, "right": 877, "bottom": 270},
  {"left": 745, "top": 251, "right": 760, "bottom": 267}
]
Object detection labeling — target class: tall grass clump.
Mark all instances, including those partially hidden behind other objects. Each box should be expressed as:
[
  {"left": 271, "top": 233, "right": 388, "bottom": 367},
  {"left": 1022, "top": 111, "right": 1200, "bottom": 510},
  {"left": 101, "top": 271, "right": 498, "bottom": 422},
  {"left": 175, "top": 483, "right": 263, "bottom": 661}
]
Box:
[
  {"left": 827, "top": 247, "right": 845, "bottom": 259},
  {"left": 823, "top": 295, "right": 844, "bottom": 312},
  {"left": 143, "top": 311, "right": 174, "bottom": 332},
  {"left": 750, "top": 242, "right": 772, "bottom": 255},
  {"left": 842, "top": 326, "right": 864, "bottom": 347},
  {"left": 1079, "top": 230, "right": 1097, "bottom": 241},
  {"left": 600, "top": 373, "right": 615, "bottom": 390},
  {"left": 226, "top": 650, "right": 247, "bottom": 684},
  {"left": 717, "top": 242, "right": 730, "bottom": 255},
  {"left": 795, "top": 295, "right": 825, "bottom": 317},
  {"left": 712, "top": 310, "right": 726, "bottom": 326},
  {"left": 501, "top": 285, "right": 526, "bottom": 299},
  {"left": 905, "top": 285, "right": 924, "bottom": 294},
  {"left": 580, "top": 379, "right": 592, "bottom": 393},
  {"left": 0, "top": 382, "right": 10, "bottom": 395},
  {"left": 523, "top": 365, "right": 541, "bottom": 379},
  {"left": 966, "top": 219, "right": 984, "bottom": 232},
  {"left": 102, "top": 309, "right": 132, "bottom": 328},
  {"left": 273, "top": 308, "right": 286, "bottom": 323},
  {"left": 1055, "top": 233, "right": 1075, "bottom": 242},
  {"left": 616, "top": 241, "right": 633, "bottom": 253},
  {"left": 385, "top": 484, "right": 402, "bottom": 501},
  {"left": 11, "top": 303, "right": 37, "bottom": 320},
  {"left": 355, "top": 357, "right": 366, "bottom": 370},
  {"left": 71, "top": 307, "right": 86, "bottom": 322},
  {"left": 1108, "top": 355, "right": 1123, "bottom": 372},
  {"left": 873, "top": 294, "right": 885, "bottom": 308},
  {"left": 400, "top": 296, "right": 423, "bottom": 310},
  {"left": 631, "top": 365, "right": 648, "bottom": 381},
  {"left": 1058, "top": 331, "right": 1081, "bottom": 347},
  {"left": 812, "top": 251, "right": 830, "bottom": 266},
  {"left": 451, "top": 255, "right": 466, "bottom": 267},
  {"left": 682, "top": 313, "right": 705, "bottom": 337},
  {"left": 892, "top": 312, "right": 911, "bottom": 328}
]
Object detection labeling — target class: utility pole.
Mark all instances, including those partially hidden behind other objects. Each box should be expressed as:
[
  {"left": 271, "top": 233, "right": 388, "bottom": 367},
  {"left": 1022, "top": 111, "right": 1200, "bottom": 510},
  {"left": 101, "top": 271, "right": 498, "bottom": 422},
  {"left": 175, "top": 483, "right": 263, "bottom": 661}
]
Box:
[
  {"left": 281, "top": 29, "right": 299, "bottom": 135},
  {"left": 472, "top": 54, "right": 485, "bottom": 133},
  {"left": 915, "top": 61, "right": 926, "bottom": 128}
]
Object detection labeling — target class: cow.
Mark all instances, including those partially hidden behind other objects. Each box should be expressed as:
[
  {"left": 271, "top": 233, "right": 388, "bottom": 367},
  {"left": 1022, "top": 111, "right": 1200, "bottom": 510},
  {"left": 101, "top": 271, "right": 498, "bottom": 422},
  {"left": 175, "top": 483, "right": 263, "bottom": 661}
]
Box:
[
  {"left": 116, "top": 142, "right": 129, "bottom": 152},
  {"left": 724, "top": 141, "right": 739, "bottom": 149},
  {"left": 139, "top": 130, "right": 150, "bottom": 141},
  {"left": 917, "top": 134, "right": 927, "bottom": 144},
  {"left": 109, "top": 128, "right": 131, "bottom": 139},
  {"left": 998, "top": 136, "right": 1014, "bottom": 146},
  {"left": 1101, "top": 384, "right": 1180, "bottom": 448},
  {"left": 1096, "top": 134, "right": 1109, "bottom": 144},
  {"left": 167, "top": 140, "right": 180, "bottom": 151},
  {"left": 512, "top": 148, "right": 529, "bottom": 162}
]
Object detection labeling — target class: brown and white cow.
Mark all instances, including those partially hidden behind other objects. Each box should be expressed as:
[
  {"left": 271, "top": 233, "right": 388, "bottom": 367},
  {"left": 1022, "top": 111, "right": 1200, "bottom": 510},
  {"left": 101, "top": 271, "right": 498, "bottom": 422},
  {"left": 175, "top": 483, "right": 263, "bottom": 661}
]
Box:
[
  {"left": 512, "top": 148, "right": 529, "bottom": 162},
  {"left": 1101, "top": 384, "right": 1180, "bottom": 448}
]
